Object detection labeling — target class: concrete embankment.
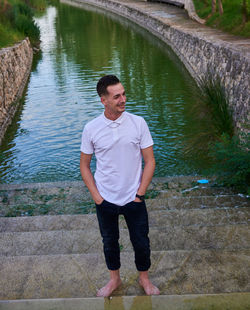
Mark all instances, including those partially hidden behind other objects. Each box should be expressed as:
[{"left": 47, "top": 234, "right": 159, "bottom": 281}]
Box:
[
  {"left": 0, "top": 176, "right": 249, "bottom": 305},
  {"left": 0, "top": 38, "right": 33, "bottom": 145},
  {"left": 63, "top": 0, "right": 250, "bottom": 134}
]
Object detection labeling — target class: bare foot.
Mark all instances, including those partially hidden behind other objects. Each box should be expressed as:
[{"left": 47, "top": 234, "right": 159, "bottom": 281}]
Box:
[
  {"left": 97, "top": 278, "right": 122, "bottom": 297},
  {"left": 139, "top": 278, "right": 160, "bottom": 295}
]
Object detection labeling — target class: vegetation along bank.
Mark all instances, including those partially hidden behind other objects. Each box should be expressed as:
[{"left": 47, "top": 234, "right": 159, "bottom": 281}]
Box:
[{"left": 0, "top": 0, "right": 51, "bottom": 144}]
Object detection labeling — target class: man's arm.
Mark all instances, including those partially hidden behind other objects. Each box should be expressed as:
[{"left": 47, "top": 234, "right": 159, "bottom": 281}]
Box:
[
  {"left": 80, "top": 152, "right": 104, "bottom": 204},
  {"left": 135, "top": 145, "right": 155, "bottom": 202}
]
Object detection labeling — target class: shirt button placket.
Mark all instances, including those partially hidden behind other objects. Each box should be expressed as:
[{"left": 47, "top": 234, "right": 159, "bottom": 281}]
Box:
[{"left": 112, "top": 123, "right": 119, "bottom": 141}]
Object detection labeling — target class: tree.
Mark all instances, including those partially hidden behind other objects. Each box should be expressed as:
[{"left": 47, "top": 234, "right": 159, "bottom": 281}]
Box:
[
  {"left": 242, "top": 0, "right": 248, "bottom": 24},
  {"left": 218, "top": 0, "right": 223, "bottom": 15},
  {"left": 212, "top": 0, "right": 216, "bottom": 14},
  {"left": 209, "top": 0, "right": 223, "bottom": 18}
]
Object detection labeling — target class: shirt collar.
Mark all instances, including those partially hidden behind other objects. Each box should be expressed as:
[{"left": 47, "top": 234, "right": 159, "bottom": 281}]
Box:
[{"left": 102, "top": 112, "right": 126, "bottom": 127}]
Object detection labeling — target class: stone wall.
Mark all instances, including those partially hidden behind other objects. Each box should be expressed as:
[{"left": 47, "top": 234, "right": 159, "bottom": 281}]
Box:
[
  {"left": 167, "top": 30, "right": 249, "bottom": 133},
  {"left": 63, "top": 0, "right": 250, "bottom": 135},
  {"left": 0, "top": 38, "right": 33, "bottom": 144}
]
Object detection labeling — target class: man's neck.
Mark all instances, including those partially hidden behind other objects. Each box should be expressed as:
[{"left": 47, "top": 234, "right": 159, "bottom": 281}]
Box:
[{"left": 104, "top": 111, "right": 124, "bottom": 121}]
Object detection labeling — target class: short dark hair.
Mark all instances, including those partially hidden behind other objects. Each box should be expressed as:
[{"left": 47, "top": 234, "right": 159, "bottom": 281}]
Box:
[{"left": 96, "top": 75, "right": 120, "bottom": 97}]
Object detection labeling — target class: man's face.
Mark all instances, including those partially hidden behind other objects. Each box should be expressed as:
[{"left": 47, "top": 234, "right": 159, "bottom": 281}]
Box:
[{"left": 101, "top": 83, "right": 126, "bottom": 117}]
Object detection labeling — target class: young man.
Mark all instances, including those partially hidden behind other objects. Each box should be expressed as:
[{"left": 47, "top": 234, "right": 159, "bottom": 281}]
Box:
[{"left": 80, "top": 75, "right": 160, "bottom": 297}]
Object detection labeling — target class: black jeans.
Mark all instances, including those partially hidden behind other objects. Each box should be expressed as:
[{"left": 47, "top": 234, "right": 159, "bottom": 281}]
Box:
[{"left": 95, "top": 199, "right": 151, "bottom": 271}]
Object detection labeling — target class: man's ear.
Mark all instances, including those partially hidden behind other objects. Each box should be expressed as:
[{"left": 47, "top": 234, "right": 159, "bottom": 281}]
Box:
[{"left": 101, "top": 96, "right": 106, "bottom": 107}]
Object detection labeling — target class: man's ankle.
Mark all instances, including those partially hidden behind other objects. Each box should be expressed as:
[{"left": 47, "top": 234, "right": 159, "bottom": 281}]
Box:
[
  {"left": 139, "top": 270, "right": 150, "bottom": 281},
  {"left": 109, "top": 269, "right": 121, "bottom": 281}
]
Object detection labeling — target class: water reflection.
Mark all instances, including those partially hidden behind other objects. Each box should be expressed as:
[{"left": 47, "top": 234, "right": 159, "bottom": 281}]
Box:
[{"left": 0, "top": 2, "right": 210, "bottom": 184}]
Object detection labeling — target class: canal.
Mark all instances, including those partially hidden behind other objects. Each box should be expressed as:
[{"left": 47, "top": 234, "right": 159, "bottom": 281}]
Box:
[{"left": 0, "top": 1, "right": 211, "bottom": 184}]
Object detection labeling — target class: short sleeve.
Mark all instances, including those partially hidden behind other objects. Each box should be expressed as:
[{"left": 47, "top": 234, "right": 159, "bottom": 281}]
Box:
[
  {"left": 140, "top": 118, "right": 154, "bottom": 149},
  {"left": 80, "top": 125, "right": 94, "bottom": 154}
]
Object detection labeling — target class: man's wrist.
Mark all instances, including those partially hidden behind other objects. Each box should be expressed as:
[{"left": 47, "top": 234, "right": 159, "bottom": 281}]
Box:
[
  {"left": 93, "top": 193, "right": 103, "bottom": 204},
  {"left": 136, "top": 194, "right": 145, "bottom": 201},
  {"left": 95, "top": 197, "right": 104, "bottom": 205},
  {"left": 137, "top": 189, "right": 146, "bottom": 196}
]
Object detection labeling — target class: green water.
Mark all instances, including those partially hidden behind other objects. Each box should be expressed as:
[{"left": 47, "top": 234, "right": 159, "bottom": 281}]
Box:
[{"left": 0, "top": 1, "right": 211, "bottom": 184}]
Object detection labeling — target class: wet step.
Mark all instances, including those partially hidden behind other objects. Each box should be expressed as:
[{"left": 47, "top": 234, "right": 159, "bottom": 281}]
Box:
[
  {"left": 0, "top": 201, "right": 95, "bottom": 217},
  {"left": 0, "top": 178, "right": 245, "bottom": 208},
  {"left": 1, "top": 207, "right": 249, "bottom": 232},
  {"left": 0, "top": 186, "right": 92, "bottom": 206},
  {"left": 0, "top": 293, "right": 250, "bottom": 310},
  {"left": 0, "top": 186, "right": 243, "bottom": 206},
  {"left": 0, "top": 194, "right": 248, "bottom": 217},
  {"left": 0, "top": 176, "right": 207, "bottom": 193},
  {"left": 1, "top": 224, "right": 249, "bottom": 256},
  {"left": 0, "top": 249, "right": 249, "bottom": 299}
]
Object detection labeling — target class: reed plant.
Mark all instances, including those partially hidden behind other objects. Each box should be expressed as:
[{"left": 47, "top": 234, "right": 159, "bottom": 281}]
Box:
[
  {"left": 197, "top": 73, "right": 234, "bottom": 139},
  {"left": 183, "top": 72, "right": 249, "bottom": 194},
  {"left": 183, "top": 72, "right": 234, "bottom": 157}
]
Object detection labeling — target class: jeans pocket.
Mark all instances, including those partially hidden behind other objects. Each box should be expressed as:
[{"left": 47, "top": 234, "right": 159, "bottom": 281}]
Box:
[{"left": 130, "top": 200, "right": 145, "bottom": 206}]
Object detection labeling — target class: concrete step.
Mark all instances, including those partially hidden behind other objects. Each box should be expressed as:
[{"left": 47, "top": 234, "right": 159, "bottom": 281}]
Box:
[
  {"left": 1, "top": 206, "right": 249, "bottom": 232},
  {"left": 148, "top": 207, "right": 250, "bottom": 227},
  {"left": 0, "top": 249, "right": 249, "bottom": 299},
  {"left": 158, "top": 187, "right": 240, "bottom": 198},
  {"left": 1, "top": 293, "right": 250, "bottom": 310},
  {"left": 146, "top": 195, "right": 249, "bottom": 211},
  {"left": 1, "top": 224, "right": 249, "bottom": 256},
  {"left": 0, "top": 194, "right": 248, "bottom": 217}
]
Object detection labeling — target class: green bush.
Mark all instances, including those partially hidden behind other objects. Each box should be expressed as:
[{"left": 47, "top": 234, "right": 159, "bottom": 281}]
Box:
[
  {"left": 14, "top": 11, "right": 40, "bottom": 42},
  {"left": 206, "top": 132, "right": 250, "bottom": 194},
  {"left": 11, "top": 2, "right": 40, "bottom": 45},
  {"left": 0, "top": 0, "right": 41, "bottom": 47},
  {"left": 13, "top": 2, "right": 33, "bottom": 18}
]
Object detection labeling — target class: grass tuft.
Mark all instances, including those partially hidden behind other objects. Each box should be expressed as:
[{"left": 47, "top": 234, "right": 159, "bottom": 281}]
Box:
[{"left": 0, "top": 21, "right": 23, "bottom": 48}]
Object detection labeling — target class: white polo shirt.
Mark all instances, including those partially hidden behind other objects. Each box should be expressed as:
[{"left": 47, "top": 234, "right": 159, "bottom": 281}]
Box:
[{"left": 80, "top": 111, "right": 153, "bottom": 206}]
